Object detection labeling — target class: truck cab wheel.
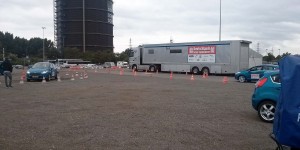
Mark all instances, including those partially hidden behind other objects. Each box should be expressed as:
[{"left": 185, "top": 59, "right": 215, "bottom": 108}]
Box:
[{"left": 132, "top": 65, "right": 137, "bottom": 71}]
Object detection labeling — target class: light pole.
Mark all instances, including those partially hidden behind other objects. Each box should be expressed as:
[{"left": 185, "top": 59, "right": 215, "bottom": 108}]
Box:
[
  {"left": 42, "top": 27, "right": 46, "bottom": 61},
  {"left": 219, "top": 0, "right": 222, "bottom": 41},
  {"left": 2, "top": 48, "right": 4, "bottom": 61}
]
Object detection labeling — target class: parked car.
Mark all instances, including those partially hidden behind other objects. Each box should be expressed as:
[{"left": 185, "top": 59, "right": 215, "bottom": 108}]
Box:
[
  {"left": 251, "top": 71, "right": 280, "bottom": 123},
  {"left": 26, "top": 62, "right": 59, "bottom": 82},
  {"left": 235, "top": 64, "right": 279, "bottom": 83},
  {"left": 14, "top": 65, "right": 24, "bottom": 69}
]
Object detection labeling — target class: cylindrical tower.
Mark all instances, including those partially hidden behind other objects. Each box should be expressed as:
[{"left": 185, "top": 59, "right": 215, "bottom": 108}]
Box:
[{"left": 54, "top": 0, "right": 114, "bottom": 53}]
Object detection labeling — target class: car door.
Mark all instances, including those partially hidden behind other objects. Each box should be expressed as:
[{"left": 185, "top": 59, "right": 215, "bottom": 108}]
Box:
[{"left": 249, "top": 66, "right": 264, "bottom": 81}]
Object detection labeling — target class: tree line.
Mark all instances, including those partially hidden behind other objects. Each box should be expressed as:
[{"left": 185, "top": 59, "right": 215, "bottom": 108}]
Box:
[
  {"left": 0, "top": 31, "right": 130, "bottom": 65},
  {"left": 263, "top": 52, "right": 291, "bottom": 63},
  {"left": 0, "top": 31, "right": 293, "bottom": 65}
]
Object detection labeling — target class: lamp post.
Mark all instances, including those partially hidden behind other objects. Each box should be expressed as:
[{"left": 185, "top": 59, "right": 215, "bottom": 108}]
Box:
[
  {"left": 42, "top": 27, "right": 46, "bottom": 61},
  {"left": 219, "top": 0, "right": 222, "bottom": 41}
]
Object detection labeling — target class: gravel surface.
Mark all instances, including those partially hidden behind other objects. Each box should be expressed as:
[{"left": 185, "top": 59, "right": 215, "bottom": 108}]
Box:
[{"left": 0, "top": 68, "right": 277, "bottom": 150}]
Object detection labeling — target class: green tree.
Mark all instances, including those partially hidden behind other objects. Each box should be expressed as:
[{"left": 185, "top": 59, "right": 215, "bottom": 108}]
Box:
[
  {"left": 63, "top": 47, "right": 83, "bottom": 59},
  {"left": 263, "top": 53, "right": 276, "bottom": 62},
  {"left": 281, "top": 52, "right": 291, "bottom": 58}
]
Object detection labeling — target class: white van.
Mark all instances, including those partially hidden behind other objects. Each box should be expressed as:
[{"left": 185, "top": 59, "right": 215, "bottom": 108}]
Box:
[
  {"left": 103, "top": 62, "right": 115, "bottom": 68},
  {"left": 117, "top": 61, "right": 128, "bottom": 68}
]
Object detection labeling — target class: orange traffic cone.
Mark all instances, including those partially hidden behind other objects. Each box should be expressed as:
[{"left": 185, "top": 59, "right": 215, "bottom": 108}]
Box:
[
  {"left": 71, "top": 74, "right": 75, "bottom": 81},
  {"left": 80, "top": 73, "right": 83, "bottom": 80},
  {"left": 84, "top": 72, "right": 88, "bottom": 79},
  {"left": 170, "top": 72, "right": 173, "bottom": 80},
  {"left": 42, "top": 77, "right": 46, "bottom": 83},
  {"left": 191, "top": 74, "right": 195, "bottom": 80},
  {"left": 202, "top": 73, "right": 209, "bottom": 79},
  {"left": 20, "top": 76, "right": 24, "bottom": 84},
  {"left": 20, "top": 70, "right": 25, "bottom": 84},
  {"left": 223, "top": 76, "right": 228, "bottom": 84},
  {"left": 57, "top": 75, "right": 61, "bottom": 82}
]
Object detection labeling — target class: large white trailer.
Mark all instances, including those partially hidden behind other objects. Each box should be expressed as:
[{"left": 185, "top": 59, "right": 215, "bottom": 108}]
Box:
[{"left": 129, "top": 40, "right": 255, "bottom": 74}]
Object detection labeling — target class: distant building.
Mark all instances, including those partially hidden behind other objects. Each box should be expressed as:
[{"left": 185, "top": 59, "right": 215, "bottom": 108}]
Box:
[{"left": 54, "top": 0, "right": 114, "bottom": 53}]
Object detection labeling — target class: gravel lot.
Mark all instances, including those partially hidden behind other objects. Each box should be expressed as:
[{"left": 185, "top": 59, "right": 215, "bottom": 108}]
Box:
[{"left": 0, "top": 68, "right": 277, "bottom": 150}]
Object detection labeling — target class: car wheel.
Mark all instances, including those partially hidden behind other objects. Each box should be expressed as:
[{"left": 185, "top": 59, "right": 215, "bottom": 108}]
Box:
[
  {"left": 238, "top": 75, "right": 246, "bottom": 83},
  {"left": 27, "top": 79, "right": 30, "bottom": 82},
  {"left": 258, "top": 101, "right": 276, "bottom": 123},
  {"left": 192, "top": 67, "right": 199, "bottom": 74}
]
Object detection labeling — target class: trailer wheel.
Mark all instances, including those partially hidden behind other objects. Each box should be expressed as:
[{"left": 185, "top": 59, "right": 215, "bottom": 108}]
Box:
[
  {"left": 192, "top": 67, "right": 199, "bottom": 74},
  {"left": 201, "top": 67, "right": 209, "bottom": 75},
  {"left": 149, "top": 66, "right": 156, "bottom": 72}
]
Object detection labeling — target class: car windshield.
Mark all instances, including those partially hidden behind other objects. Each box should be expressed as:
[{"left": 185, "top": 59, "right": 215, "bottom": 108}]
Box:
[{"left": 32, "top": 63, "right": 50, "bottom": 69}]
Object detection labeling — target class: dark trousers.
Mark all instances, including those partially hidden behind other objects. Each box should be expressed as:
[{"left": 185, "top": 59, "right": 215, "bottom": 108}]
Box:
[{"left": 3, "top": 71, "right": 12, "bottom": 87}]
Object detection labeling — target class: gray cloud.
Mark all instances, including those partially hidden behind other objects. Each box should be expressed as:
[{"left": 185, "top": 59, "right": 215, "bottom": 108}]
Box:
[{"left": 0, "top": 0, "right": 299, "bottom": 55}]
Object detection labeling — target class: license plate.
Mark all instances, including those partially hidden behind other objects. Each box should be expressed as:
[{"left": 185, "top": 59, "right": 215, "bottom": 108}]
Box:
[{"left": 32, "top": 76, "right": 38, "bottom": 78}]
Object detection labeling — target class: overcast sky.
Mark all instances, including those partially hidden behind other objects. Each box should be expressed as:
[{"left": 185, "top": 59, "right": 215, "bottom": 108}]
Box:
[{"left": 0, "top": 0, "right": 299, "bottom": 55}]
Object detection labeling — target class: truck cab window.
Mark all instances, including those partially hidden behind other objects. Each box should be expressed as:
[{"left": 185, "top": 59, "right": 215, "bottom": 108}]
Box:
[{"left": 129, "top": 51, "right": 134, "bottom": 57}]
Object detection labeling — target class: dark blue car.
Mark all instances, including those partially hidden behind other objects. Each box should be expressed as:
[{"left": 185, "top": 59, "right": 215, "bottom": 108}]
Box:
[
  {"left": 235, "top": 64, "right": 279, "bottom": 83},
  {"left": 26, "top": 62, "right": 58, "bottom": 81},
  {"left": 251, "top": 71, "right": 280, "bottom": 123}
]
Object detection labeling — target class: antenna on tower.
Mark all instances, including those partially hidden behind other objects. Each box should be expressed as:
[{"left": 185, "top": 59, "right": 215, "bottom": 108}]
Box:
[
  {"left": 257, "top": 43, "right": 260, "bottom": 54},
  {"left": 129, "top": 38, "right": 132, "bottom": 50}
]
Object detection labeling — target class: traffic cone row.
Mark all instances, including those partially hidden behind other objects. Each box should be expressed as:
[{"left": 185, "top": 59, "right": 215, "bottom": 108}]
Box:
[{"left": 52, "top": 69, "right": 229, "bottom": 84}]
